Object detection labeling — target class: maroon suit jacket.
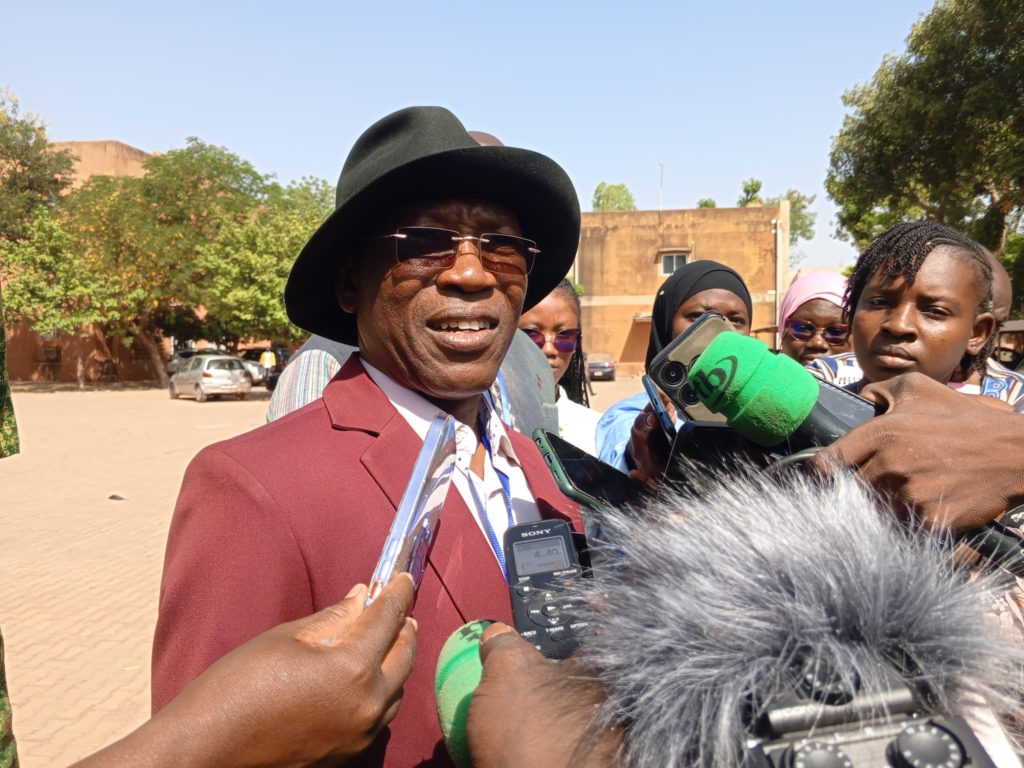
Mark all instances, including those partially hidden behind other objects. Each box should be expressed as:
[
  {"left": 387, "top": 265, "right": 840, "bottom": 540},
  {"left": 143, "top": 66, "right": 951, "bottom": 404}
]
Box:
[{"left": 152, "top": 357, "right": 581, "bottom": 766}]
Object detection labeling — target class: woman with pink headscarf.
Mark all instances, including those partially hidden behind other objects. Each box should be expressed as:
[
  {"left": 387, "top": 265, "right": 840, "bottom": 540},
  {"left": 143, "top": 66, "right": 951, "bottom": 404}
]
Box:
[{"left": 777, "top": 272, "right": 851, "bottom": 365}]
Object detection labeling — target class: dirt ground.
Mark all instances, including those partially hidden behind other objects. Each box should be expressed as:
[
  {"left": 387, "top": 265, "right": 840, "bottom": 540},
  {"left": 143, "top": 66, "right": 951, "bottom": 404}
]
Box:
[{"left": 0, "top": 377, "right": 639, "bottom": 766}]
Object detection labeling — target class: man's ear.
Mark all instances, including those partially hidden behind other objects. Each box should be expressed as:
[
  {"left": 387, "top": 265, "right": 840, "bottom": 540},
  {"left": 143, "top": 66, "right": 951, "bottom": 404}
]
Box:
[
  {"left": 968, "top": 310, "right": 996, "bottom": 355},
  {"left": 336, "top": 256, "right": 359, "bottom": 315}
]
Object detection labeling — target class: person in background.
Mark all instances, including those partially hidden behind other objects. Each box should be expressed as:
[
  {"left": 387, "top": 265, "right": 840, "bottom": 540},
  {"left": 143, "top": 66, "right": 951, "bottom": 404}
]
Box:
[
  {"left": 1, "top": 282, "right": 18, "bottom": 768},
  {"left": 0, "top": 288, "right": 16, "bottom": 462},
  {"left": 595, "top": 261, "right": 752, "bottom": 482},
  {"left": 518, "top": 278, "right": 603, "bottom": 455},
  {"left": 258, "top": 347, "right": 277, "bottom": 381},
  {"left": 958, "top": 248, "right": 1021, "bottom": 391},
  {"left": 807, "top": 221, "right": 1024, "bottom": 411},
  {"left": 777, "top": 272, "right": 851, "bottom": 365}
]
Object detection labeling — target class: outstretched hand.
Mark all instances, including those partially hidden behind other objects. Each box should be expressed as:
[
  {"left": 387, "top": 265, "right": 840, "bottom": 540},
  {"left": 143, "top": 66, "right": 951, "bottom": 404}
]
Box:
[
  {"left": 627, "top": 395, "right": 676, "bottom": 487},
  {"left": 811, "top": 373, "right": 1024, "bottom": 531},
  {"left": 75, "top": 575, "right": 417, "bottom": 768}
]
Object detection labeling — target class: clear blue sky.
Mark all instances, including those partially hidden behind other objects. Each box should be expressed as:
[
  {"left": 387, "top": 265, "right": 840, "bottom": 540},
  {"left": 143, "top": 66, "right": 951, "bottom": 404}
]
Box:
[{"left": 4, "top": 0, "right": 934, "bottom": 268}]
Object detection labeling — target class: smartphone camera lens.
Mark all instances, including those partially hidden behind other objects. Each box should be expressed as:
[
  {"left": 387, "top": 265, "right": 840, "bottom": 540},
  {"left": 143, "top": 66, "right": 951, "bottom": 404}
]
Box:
[
  {"left": 681, "top": 383, "right": 700, "bottom": 406},
  {"left": 661, "top": 362, "right": 686, "bottom": 387}
]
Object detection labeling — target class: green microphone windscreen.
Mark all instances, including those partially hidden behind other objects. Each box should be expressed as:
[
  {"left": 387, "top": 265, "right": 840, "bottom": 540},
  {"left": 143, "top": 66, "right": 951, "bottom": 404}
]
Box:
[
  {"left": 435, "top": 620, "right": 492, "bottom": 768},
  {"left": 688, "top": 332, "right": 819, "bottom": 446}
]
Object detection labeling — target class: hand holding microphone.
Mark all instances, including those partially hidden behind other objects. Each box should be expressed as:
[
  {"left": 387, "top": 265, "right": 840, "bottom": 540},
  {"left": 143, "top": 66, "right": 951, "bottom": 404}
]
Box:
[
  {"left": 435, "top": 621, "right": 618, "bottom": 768},
  {"left": 687, "top": 331, "right": 1024, "bottom": 532},
  {"left": 810, "top": 372, "right": 1024, "bottom": 530}
]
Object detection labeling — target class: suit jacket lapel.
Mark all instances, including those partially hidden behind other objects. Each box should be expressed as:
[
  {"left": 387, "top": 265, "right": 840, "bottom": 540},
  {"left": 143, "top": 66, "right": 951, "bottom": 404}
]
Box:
[{"left": 326, "top": 357, "right": 512, "bottom": 624}]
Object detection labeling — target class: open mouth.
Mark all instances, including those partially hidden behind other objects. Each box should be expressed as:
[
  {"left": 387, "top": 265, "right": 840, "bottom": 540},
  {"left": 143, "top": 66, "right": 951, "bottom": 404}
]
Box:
[
  {"left": 426, "top": 314, "right": 500, "bottom": 353},
  {"left": 431, "top": 318, "right": 496, "bottom": 332}
]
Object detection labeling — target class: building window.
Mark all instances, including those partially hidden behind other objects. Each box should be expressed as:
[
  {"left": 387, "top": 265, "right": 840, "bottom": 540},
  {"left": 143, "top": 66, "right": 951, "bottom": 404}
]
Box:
[{"left": 660, "top": 252, "right": 689, "bottom": 275}]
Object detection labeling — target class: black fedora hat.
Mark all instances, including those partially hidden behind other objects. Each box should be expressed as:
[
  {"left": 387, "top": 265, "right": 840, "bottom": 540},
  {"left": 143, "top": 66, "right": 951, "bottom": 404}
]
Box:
[{"left": 285, "top": 106, "right": 581, "bottom": 345}]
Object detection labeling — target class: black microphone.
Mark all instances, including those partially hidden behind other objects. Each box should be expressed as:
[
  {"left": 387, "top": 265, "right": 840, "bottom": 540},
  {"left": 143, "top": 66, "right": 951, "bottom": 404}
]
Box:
[{"left": 566, "top": 469, "right": 1023, "bottom": 767}]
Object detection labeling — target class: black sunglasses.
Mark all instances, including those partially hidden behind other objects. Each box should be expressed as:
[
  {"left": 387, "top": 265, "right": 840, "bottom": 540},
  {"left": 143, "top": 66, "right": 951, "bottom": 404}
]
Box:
[
  {"left": 367, "top": 226, "right": 539, "bottom": 277},
  {"left": 786, "top": 319, "right": 849, "bottom": 346},
  {"left": 522, "top": 328, "right": 580, "bottom": 353}
]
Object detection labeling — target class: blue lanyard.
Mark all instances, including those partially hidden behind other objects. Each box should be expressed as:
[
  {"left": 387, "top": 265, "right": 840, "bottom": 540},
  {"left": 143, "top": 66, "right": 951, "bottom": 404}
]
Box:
[{"left": 467, "top": 415, "right": 514, "bottom": 578}]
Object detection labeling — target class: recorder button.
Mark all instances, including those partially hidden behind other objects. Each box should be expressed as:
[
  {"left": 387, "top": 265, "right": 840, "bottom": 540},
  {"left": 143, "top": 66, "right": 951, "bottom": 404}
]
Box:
[
  {"left": 514, "top": 583, "right": 535, "bottom": 597},
  {"left": 541, "top": 603, "right": 560, "bottom": 617}
]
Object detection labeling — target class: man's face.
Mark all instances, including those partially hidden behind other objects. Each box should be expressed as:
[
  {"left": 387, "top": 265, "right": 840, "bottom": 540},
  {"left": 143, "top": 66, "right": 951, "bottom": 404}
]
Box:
[{"left": 337, "top": 198, "right": 527, "bottom": 404}]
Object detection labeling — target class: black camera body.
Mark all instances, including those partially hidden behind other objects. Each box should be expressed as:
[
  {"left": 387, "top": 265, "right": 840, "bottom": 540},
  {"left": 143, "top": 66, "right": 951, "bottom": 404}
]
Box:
[{"left": 741, "top": 660, "right": 997, "bottom": 767}]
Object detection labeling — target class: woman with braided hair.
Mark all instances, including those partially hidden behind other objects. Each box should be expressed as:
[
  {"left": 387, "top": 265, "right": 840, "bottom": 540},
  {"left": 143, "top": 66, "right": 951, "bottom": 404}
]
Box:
[
  {"left": 518, "top": 278, "right": 603, "bottom": 455},
  {"left": 807, "top": 220, "right": 1024, "bottom": 411}
]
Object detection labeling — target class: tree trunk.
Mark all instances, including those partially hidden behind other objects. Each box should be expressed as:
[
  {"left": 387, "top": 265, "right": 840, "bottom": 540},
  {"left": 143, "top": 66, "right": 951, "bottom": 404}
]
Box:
[
  {"left": 136, "top": 317, "right": 169, "bottom": 387},
  {"left": 974, "top": 200, "right": 1010, "bottom": 256}
]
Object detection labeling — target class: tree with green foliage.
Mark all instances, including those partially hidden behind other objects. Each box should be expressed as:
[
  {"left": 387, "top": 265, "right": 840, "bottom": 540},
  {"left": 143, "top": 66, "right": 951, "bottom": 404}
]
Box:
[
  {"left": 696, "top": 198, "right": 717, "bottom": 209},
  {"left": 0, "top": 207, "right": 109, "bottom": 335},
  {"left": 736, "top": 178, "right": 763, "bottom": 207},
  {"left": 764, "top": 189, "right": 817, "bottom": 246},
  {"left": 196, "top": 177, "right": 333, "bottom": 343},
  {"left": 826, "top": 0, "right": 1024, "bottom": 260},
  {"left": 1, "top": 121, "right": 338, "bottom": 379},
  {"left": 592, "top": 182, "right": 637, "bottom": 212},
  {"left": 53, "top": 139, "right": 271, "bottom": 384},
  {"left": 0, "top": 89, "right": 75, "bottom": 243},
  {"left": 738, "top": 180, "right": 817, "bottom": 270}
]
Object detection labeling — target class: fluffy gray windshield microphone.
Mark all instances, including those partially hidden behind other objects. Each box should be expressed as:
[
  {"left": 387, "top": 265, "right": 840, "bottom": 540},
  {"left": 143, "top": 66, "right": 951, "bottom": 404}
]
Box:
[{"left": 568, "top": 469, "right": 1024, "bottom": 768}]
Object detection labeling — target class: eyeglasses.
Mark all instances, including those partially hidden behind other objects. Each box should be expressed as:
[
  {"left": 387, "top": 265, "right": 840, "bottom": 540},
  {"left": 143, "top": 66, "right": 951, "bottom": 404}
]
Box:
[
  {"left": 786, "top": 319, "right": 849, "bottom": 346},
  {"left": 367, "top": 226, "right": 539, "bottom": 277},
  {"left": 523, "top": 328, "right": 580, "bottom": 354}
]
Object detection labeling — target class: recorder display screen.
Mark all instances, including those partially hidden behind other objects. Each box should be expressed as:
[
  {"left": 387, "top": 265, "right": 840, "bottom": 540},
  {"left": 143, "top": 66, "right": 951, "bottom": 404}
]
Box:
[{"left": 513, "top": 537, "right": 571, "bottom": 575}]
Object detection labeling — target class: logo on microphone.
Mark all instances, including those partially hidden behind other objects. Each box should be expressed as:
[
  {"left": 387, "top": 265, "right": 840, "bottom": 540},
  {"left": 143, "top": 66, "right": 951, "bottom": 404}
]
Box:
[{"left": 691, "top": 354, "right": 738, "bottom": 409}]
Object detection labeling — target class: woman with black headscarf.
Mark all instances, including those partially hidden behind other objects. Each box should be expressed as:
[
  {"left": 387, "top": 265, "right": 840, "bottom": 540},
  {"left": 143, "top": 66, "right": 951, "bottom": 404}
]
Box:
[{"left": 595, "top": 261, "right": 753, "bottom": 480}]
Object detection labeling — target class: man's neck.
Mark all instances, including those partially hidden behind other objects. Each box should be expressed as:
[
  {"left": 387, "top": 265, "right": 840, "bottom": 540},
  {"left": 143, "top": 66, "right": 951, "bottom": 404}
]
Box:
[{"left": 426, "top": 393, "right": 484, "bottom": 440}]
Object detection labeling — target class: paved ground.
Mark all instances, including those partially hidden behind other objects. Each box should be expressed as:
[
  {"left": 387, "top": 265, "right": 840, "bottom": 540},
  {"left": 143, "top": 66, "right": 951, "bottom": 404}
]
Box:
[{"left": 0, "top": 376, "right": 641, "bottom": 765}]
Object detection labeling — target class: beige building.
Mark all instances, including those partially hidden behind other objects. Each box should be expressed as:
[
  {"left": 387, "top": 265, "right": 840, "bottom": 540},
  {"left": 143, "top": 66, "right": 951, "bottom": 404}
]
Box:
[
  {"left": 53, "top": 140, "right": 149, "bottom": 190},
  {"left": 576, "top": 204, "right": 790, "bottom": 375}
]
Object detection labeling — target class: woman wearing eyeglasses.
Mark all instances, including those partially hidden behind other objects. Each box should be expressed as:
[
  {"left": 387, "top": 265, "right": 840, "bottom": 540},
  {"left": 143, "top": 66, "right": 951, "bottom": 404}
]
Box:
[
  {"left": 518, "top": 279, "right": 603, "bottom": 455},
  {"left": 777, "top": 272, "right": 851, "bottom": 365}
]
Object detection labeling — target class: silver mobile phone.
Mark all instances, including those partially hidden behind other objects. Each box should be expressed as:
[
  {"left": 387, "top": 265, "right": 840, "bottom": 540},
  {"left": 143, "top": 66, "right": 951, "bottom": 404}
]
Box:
[
  {"left": 647, "top": 311, "right": 736, "bottom": 424},
  {"left": 365, "top": 414, "right": 457, "bottom": 605}
]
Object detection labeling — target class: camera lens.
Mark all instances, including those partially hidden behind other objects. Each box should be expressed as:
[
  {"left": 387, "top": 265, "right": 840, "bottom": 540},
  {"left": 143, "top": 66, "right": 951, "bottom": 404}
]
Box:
[
  {"left": 661, "top": 362, "right": 685, "bottom": 386},
  {"left": 681, "top": 383, "right": 700, "bottom": 406}
]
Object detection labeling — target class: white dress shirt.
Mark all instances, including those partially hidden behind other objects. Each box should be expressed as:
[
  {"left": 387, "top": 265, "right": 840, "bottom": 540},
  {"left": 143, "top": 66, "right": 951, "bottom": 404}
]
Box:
[{"left": 363, "top": 360, "right": 540, "bottom": 566}]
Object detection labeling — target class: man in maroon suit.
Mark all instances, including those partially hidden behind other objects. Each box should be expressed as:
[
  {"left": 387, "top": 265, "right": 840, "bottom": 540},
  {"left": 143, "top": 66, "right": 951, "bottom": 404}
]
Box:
[{"left": 152, "top": 106, "right": 582, "bottom": 766}]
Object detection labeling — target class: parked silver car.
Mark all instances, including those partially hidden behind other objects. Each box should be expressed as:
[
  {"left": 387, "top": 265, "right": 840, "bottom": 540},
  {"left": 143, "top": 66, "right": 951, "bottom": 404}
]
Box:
[{"left": 169, "top": 355, "right": 252, "bottom": 402}]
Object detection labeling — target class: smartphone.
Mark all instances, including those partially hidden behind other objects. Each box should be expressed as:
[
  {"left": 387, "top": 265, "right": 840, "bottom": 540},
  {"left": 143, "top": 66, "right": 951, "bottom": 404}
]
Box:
[
  {"left": 366, "top": 414, "right": 457, "bottom": 605},
  {"left": 642, "top": 374, "right": 677, "bottom": 442},
  {"left": 533, "top": 429, "right": 649, "bottom": 511},
  {"left": 647, "top": 311, "right": 736, "bottom": 423}
]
